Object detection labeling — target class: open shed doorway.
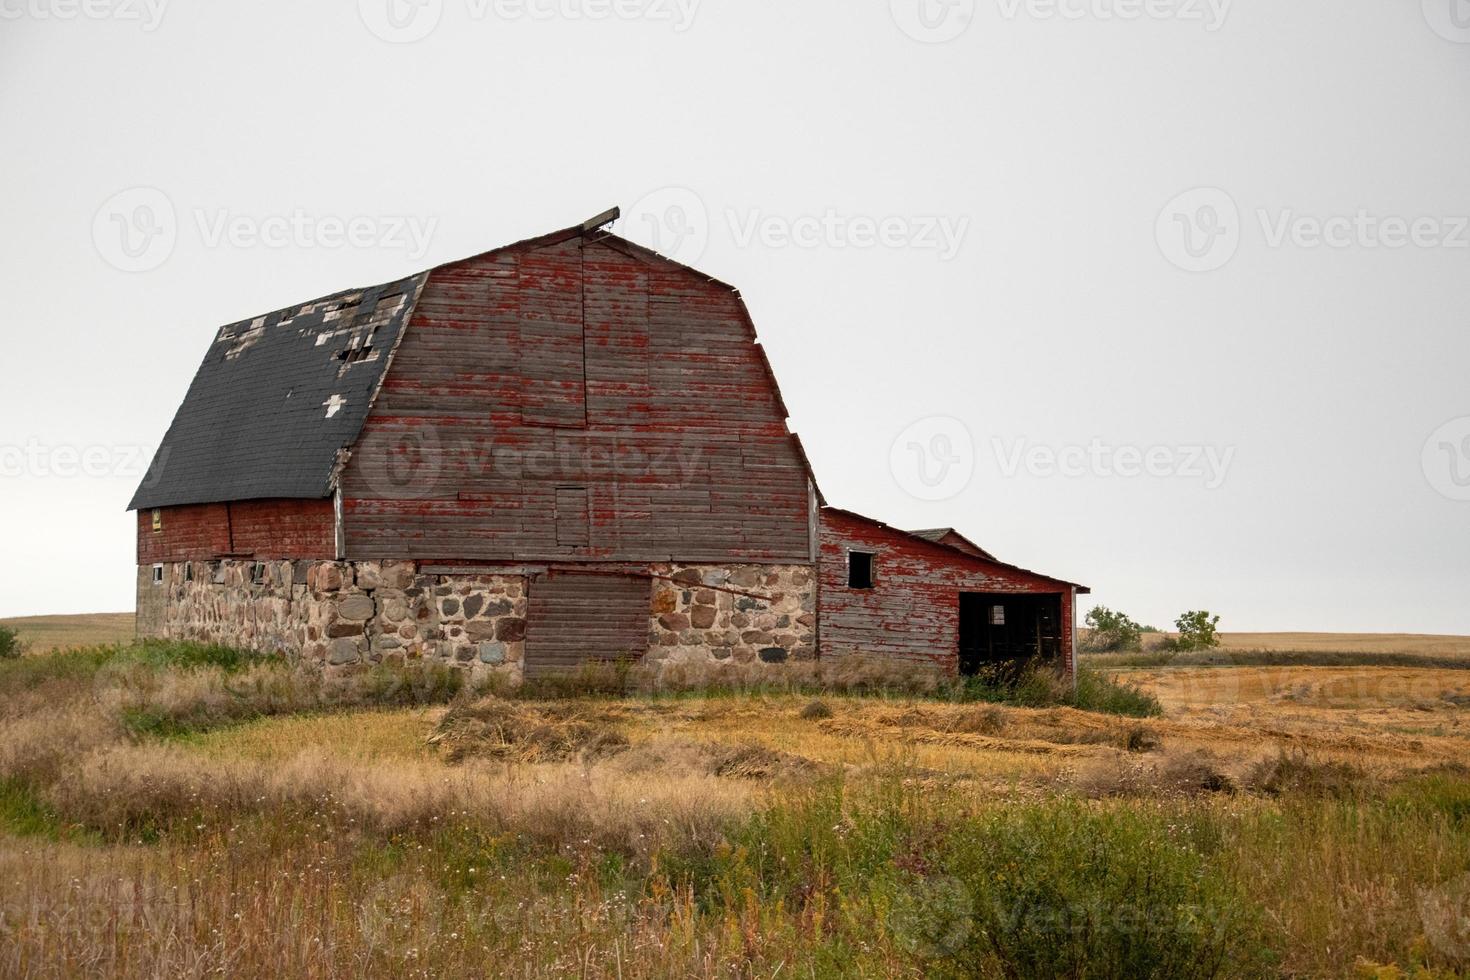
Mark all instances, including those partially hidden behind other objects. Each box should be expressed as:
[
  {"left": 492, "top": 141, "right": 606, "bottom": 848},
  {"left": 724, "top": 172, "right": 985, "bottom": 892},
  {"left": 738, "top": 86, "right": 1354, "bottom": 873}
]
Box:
[{"left": 958, "top": 592, "right": 1063, "bottom": 677}]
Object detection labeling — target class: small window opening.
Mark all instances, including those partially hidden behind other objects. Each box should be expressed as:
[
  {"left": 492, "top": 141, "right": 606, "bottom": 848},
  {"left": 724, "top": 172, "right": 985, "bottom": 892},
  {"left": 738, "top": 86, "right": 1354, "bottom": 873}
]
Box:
[
  {"left": 183, "top": 562, "right": 193, "bottom": 583},
  {"left": 847, "top": 551, "right": 875, "bottom": 589},
  {"left": 151, "top": 509, "right": 162, "bottom": 532},
  {"left": 251, "top": 562, "right": 267, "bottom": 586},
  {"left": 151, "top": 564, "right": 164, "bottom": 586},
  {"left": 990, "top": 604, "right": 1006, "bottom": 626}
]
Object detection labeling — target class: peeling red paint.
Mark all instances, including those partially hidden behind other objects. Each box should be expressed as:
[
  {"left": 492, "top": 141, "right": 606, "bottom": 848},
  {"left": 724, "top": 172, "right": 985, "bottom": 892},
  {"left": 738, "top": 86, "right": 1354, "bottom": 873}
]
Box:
[{"left": 819, "top": 509, "right": 1080, "bottom": 678}]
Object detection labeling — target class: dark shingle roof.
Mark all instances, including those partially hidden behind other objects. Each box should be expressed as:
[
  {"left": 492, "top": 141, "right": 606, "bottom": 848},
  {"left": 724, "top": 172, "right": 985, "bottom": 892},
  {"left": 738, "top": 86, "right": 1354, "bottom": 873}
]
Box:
[
  {"left": 907, "top": 527, "right": 996, "bottom": 561},
  {"left": 128, "top": 273, "right": 428, "bottom": 510}
]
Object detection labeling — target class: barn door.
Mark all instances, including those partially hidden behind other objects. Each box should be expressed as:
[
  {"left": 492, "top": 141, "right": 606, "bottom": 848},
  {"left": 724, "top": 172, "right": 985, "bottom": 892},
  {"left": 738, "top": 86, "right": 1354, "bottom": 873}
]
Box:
[{"left": 524, "top": 573, "right": 650, "bottom": 678}]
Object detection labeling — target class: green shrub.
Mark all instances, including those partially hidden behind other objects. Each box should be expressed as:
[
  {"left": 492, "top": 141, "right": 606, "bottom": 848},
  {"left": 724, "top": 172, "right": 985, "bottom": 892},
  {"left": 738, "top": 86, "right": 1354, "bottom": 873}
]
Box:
[
  {"left": 949, "top": 663, "right": 1162, "bottom": 718},
  {"left": 1174, "top": 610, "right": 1222, "bottom": 651},
  {"left": 942, "top": 802, "right": 1269, "bottom": 978},
  {"left": 0, "top": 624, "right": 26, "bottom": 660},
  {"left": 1082, "top": 607, "right": 1145, "bottom": 652},
  {"left": 1073, "top": 668, "right": 1164, "bottom": 717}
]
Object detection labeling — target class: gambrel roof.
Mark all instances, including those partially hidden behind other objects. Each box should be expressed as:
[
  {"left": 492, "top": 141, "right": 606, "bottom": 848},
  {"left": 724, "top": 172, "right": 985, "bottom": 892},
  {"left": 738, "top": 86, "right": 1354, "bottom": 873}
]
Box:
[{"left": 129, "top": 210, "right": 825, "bottom": 513}]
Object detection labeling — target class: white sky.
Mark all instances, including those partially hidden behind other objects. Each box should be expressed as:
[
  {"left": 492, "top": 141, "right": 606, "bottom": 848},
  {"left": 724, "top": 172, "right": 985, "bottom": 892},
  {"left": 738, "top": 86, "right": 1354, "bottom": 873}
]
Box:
[{"left": 2, "top": 0, "right": 1468, "bottom": 632}]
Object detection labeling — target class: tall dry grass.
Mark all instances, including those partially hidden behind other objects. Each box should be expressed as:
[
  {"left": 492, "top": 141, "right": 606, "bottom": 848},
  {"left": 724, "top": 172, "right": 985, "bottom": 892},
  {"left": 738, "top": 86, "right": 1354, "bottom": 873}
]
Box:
[{"left": 3, "top": 642, "right": 1470, "bottom": 977}]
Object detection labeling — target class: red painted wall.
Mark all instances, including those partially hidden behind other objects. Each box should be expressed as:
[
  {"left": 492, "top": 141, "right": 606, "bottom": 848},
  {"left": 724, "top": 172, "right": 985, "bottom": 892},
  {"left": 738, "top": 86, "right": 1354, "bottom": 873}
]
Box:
[
  {"left": 818, "top": 509, "right": 1077, "bottom": 677},
  {"left": 338, "top": 233, "right": 814, "bottom": 563},
  {"left": 137, "top": 499, "right": 335, "bottom": 563}
]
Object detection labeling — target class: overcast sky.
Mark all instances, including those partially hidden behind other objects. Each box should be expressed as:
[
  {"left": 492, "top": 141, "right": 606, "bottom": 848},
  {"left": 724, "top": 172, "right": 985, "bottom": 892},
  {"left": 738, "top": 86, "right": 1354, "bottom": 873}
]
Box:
[{"left": 2, "top": 0, "right": 1468, "bottom": 633}]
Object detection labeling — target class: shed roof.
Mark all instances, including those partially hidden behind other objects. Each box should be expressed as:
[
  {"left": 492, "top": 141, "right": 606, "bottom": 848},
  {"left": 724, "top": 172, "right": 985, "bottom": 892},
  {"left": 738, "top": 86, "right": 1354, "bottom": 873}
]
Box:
[
  {"left": 907, "top": 527, "right": 996, "bottom": 560},
  {"left": 128, "top": 273, "right": 427, "bottom": 510},
  {"left": 827, "top": 508, "right": 1090, "bottom": 594}
]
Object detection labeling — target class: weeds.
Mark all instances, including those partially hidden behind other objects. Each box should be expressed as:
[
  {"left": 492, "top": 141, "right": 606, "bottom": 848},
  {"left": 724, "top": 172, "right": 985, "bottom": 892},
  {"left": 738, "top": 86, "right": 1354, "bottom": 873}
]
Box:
[
  {"left": 4, "top": 641, "right": 1470, "bottom": 977},
  {"left": 0, "top": 624, "right": 25, "bottom": 659}
]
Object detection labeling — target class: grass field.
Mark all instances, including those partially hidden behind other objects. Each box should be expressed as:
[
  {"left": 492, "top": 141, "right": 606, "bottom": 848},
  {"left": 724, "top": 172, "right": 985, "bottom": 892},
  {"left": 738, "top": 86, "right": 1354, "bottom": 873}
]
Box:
[
  {"left": 2, "top": 623, "right": 1469, "bottom": 977},
  {"left": 0, "top": 612, "right": 133, "bottom": 654}
]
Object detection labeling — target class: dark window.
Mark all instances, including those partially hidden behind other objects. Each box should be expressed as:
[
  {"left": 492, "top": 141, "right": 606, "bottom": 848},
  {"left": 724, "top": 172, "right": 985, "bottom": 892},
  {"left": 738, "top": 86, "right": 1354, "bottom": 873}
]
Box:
[
  {"left": 251, "top": 562, "right": 267, "bottom": 586},
  {"left": 847, "top": 551, "right": 875, "bottom": 589},
  {"left": 151, "top": 564, "right": 164, "bottom": 585},
  {"left": 183, "top": 562, "right": 193, "bottom": 583}
]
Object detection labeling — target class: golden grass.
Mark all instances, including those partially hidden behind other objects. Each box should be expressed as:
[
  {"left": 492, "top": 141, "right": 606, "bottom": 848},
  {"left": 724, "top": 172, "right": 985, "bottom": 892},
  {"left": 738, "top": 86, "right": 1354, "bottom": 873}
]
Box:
[
  {"left": 4, "top": 640, "right": 1470, "bottom": 977},
  {"left": 1211, "top": 632, "right": 1470, "bottom": 657},
  {"left": 0, "top": 613, "right": 134, "bottom": 653},
  {"left": 182, "top": 707, "right": 447, "bottom": 763}
]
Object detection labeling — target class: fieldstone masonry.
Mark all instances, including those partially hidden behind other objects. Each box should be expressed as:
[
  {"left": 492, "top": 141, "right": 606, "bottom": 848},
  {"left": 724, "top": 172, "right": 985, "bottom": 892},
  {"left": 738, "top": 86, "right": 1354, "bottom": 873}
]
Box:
[
  {"left": 138, "top": 560, "right": 528, "bottom": 680},
  {"left": 138, "top": 559, "right": 817, "bottom": 681},
  {"left": 645, "top": 563, "right": 816, "bottom": 666}
]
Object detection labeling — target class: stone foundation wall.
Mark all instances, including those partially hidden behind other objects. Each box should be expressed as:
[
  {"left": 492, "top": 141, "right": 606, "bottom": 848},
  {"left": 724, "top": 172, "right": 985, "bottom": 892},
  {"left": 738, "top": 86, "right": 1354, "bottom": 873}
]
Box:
[
  {"left": 137, "top": 560, "right": 527, "bottom": 679},
  {"left": 646, "top": 563, "right": 816, "bottom": 666},
  {"left": 138, "top": 559, "right": 817, "bottom": 681}
]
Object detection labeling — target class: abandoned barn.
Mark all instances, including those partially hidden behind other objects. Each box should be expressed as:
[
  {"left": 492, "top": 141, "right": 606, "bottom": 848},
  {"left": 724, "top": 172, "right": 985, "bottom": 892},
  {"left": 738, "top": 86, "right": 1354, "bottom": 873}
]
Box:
[{"left": 129, "top": 210, "right": 1088, "bottom": 680}]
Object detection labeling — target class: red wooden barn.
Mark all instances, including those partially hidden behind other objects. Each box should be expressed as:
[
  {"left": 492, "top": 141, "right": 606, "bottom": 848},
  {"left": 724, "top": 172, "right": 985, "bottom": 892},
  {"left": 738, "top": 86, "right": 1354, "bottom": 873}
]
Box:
[{"left": 130, "top": 209, "right": 1088, "bottom": 680}]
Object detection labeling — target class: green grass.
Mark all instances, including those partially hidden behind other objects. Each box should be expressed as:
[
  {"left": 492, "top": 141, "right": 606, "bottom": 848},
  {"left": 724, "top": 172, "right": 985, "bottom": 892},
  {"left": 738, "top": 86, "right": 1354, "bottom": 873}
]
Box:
[
  {"left": 948, "top": 666, "right": 1163, "bottom": 717},
  {"left": 0, "top": 777, "right": 98, "bottom": 843}
]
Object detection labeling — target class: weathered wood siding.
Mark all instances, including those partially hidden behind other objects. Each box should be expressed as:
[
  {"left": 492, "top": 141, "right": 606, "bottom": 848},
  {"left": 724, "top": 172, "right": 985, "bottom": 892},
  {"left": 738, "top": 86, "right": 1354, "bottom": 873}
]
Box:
[
  {"left": 339, "top": 234, "right": 813, "bottom": 563},
  {"left": 525, "top": 572, "right": 650, "bottom": 676},
  {"left": 137, "top": 499, "right": 336, "bottom": 563},
  {"left": 818, "top": 509, "right": 1077, "bottom": 676}
]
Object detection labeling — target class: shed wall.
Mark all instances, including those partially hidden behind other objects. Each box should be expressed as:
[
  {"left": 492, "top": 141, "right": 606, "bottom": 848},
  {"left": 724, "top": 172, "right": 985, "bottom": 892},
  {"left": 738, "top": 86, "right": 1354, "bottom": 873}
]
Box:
[{"left": 818, "top": 510, "right": 1076, "bottom": 677}]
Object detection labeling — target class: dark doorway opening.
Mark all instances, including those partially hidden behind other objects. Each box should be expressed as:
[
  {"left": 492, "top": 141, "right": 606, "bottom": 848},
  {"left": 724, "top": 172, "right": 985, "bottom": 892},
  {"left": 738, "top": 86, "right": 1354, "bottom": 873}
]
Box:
[{"left": 958, "top": 592, "right": 1063, "bottom": 677}]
